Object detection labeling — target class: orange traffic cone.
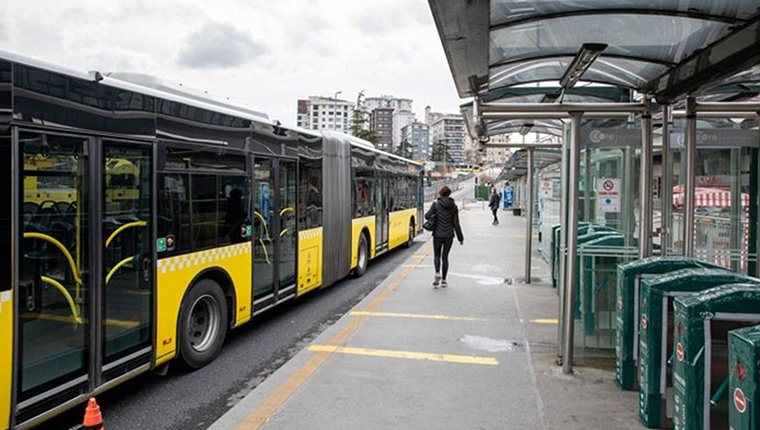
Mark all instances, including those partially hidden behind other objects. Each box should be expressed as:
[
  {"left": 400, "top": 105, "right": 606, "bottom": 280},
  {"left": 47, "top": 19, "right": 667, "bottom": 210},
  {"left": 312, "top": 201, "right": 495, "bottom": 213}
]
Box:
[{"left": 82, "top": 397, "right": 105, "bottom": 430}]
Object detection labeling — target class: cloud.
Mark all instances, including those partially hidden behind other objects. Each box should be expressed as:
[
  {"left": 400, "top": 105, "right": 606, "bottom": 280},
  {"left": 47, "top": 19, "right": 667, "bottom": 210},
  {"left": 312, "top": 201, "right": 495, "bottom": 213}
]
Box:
[{"left": 176, "top": 22, "right": 265, "bottom": 69}]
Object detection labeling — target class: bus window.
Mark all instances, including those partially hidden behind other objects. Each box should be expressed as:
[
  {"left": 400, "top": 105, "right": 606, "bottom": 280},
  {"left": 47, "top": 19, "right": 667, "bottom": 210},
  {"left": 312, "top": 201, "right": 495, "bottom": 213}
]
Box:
[{"left": 354, "top": 177, "right": 374, "bottom": 217}]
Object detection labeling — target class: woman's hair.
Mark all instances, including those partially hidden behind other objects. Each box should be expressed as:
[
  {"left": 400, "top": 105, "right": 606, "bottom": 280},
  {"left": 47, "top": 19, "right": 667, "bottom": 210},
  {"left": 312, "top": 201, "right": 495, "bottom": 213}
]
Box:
[{"left": 439, "top": 186, "right": 451, "bottom": 197}]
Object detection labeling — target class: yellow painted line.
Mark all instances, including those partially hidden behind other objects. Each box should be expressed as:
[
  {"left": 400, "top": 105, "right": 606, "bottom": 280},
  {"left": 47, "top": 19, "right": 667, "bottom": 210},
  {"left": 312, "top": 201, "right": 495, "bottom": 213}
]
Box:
[
  {"left": 530, "top": 318, "right": 559, "bottom": 325},
  {"left": 20, "top": 312, "right": 141, "bottom": 328},
  {"left": 308, "top": 344, "right": 499, "bottom": 366},
  {"left": 350, "top": 311, "right": 486, "bottom": 321},
  {"left": 401, "top": 264, "right": 433, "bottom": 268},
  {"left": 236, "top": 243, "right": 433, "bottom": 430}
]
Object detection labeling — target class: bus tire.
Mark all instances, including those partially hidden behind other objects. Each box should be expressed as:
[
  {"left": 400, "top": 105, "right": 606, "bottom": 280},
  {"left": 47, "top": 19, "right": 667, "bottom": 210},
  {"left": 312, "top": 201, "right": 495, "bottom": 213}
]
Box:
[
  {"left": 179, "top": 278, "right": 228, "bottom": 369},
  {"left": 354, "top": 234, "right": 369, "bottom": 277},
  {"left": 405, "top": 220, "right": 415, "bottom": 248}
]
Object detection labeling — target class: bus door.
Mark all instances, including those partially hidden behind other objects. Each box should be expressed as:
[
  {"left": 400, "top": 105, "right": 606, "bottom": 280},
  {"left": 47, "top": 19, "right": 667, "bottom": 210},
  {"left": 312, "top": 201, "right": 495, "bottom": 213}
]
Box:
[
  {"left": 100, "top": 142, "right": 153, "bottom": 380},
  {"left": 15, "top": 132, "right": 154, "bottom": 423},
  {"left": 252, "top": 157, "right": 275, "bottom": 305},
  {"left": 276, "top": 159, "right": 297, "bottom": 297},
  {"left": 375, "top": 174, "right": 389, "bottom": 251}
]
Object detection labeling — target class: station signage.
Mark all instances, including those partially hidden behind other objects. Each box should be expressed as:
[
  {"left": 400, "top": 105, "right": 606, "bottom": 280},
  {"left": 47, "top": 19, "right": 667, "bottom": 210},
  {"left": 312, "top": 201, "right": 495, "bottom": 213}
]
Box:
[
  {"left": 596, "top": 178, "right": 621, "bottom": 213},
  {"left": 670, "top": 129, "right": 760, "bottom": 149},
  {"left": 539, "top": 180, "right": 553, "bottom": 198},
  {"left": 582, "top": 127, "right": 641, "bottom": 148}
]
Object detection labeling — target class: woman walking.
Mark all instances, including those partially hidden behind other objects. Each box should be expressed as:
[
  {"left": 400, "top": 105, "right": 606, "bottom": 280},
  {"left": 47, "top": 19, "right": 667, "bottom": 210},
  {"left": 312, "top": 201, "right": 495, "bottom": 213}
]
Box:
[
  {"left": 425, "top": 186, "right": 464, "bottom": 288},
  {"left": 489, "top": 187, "right": 500, "bottom": 225}
]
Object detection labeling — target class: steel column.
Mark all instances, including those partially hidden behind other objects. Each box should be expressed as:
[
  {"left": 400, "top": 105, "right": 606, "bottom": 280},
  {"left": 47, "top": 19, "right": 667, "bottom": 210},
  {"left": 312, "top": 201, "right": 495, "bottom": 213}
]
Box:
[
  {"left": 525, "top": 148, "right": 534, "bottom": 283},
  {"left": 639, "top": 99, "right": 653, "bottom": 258},
  {"left": 480, "top": 102, "right": 647, "bottom": 113},
  {"left": 730, "top": 149, "right": 741, "bottom": 272},
  {"left": 562, "top": 112, "right": 582, "bottom": 374},
  {"left": 661, "top": 105, "right": 672, "bottom": 256},
  {"left": 557, "top": 122, "right": 570, "bottom": 359},
  {"left": 684, "top": 97, "right": 697, "bottom": 257}
]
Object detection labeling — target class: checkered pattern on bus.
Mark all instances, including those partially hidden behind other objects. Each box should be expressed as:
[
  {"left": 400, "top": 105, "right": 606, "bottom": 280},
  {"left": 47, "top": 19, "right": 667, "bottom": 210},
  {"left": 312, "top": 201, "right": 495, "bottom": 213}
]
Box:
[{"left": 157, "top": 242, "right": 252, "bottom": 274}]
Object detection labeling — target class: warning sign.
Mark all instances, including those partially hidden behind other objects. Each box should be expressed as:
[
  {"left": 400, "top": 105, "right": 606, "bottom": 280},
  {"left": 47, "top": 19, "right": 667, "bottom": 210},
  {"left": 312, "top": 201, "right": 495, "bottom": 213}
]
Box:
[
  {"left": 734, "top": 388, "right": 747, "bottom": 413},
  {"left": 540, "top": 180, "right": 553, "bottom": 198},
  {"left": 596, "top": 178, "right": 621, "bottom": 213},
  {"left": 676, "top": 342, "right": 685, "bottom": 362}
]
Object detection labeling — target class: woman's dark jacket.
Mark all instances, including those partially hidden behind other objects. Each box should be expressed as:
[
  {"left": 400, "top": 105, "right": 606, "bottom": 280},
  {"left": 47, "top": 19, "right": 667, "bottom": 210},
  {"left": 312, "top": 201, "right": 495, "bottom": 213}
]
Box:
[
  {"left": 425, "top": 196, "right": 464, "bottom": 241},
  {"left": 489, "top": 192, "right": 500, "bottom": 210}
]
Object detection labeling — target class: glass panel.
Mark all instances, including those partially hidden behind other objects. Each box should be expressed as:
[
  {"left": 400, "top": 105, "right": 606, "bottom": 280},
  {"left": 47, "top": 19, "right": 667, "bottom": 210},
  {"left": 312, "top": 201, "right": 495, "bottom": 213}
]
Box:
[
  {"left": 18, "top": 132, "right": 88, "bottom": 401},
  {"left": 158, "top": 174, "right": 191, "bottom": 255},
  {"left": 490, "top": 0, "right": 760, "bottom": 26},
  {"left": 490, "top": 14, "right": 731, "bottom": 66},
  {"left": 278, "top": 161, "right": 297, "bottom": 288},
  {"left": 667, "top": 126, "right": 758, "bottom": 272},
  {"left": 489, "top": 57, "right": 669, "bottom": 89},
  {"left": 220, "top": 176, "right": 251, "bottom": 245},
  {"left": 192, "top": 175, "right": 218, "bottom": 250},
  {"left": 102, "top": 144, "right": 151, "bottom": 366},
  {"left": 253, "top": 158, "right": 274, "bottom": 299},
  {"left": 298, "top": 159, "right": 322, "bottom": 229}
]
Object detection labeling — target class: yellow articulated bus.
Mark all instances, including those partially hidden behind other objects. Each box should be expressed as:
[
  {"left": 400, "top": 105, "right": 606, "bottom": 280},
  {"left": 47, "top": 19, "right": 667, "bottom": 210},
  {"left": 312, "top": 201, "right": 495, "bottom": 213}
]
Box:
[{"left": 0, "top": 51, "right": 423, "bottom": 429}]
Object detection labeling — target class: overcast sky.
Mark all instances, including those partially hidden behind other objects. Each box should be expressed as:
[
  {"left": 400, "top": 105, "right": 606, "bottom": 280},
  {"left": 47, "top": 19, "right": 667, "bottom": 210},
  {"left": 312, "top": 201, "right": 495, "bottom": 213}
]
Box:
[{"left": 1, "top": 0, "right": 463, "bottom": 126}]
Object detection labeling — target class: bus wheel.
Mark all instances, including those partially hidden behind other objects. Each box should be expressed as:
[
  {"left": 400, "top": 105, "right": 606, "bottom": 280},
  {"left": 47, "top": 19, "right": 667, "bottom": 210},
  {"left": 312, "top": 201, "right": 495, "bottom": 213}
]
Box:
[
  {"left": 354, "top": 234, "right": 369, "bottom": 277},
  {"left": 179, "top": 279, "right": 228, "bottom": 369},
  {"left": 405, "top": 221, "right": 415, "bottom": 248}
]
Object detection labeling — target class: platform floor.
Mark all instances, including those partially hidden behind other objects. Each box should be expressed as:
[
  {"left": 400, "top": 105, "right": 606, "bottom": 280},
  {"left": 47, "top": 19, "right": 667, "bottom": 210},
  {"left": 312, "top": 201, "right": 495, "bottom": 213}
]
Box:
[{"left": 210, "top": 191, "right": 642, "bottom": 430}]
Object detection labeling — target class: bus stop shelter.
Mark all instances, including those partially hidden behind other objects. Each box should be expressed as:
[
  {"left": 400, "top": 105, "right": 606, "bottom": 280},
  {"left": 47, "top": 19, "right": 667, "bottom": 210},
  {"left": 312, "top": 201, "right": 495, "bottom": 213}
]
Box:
[{"left": 428, "top": 0, "right": 760, "bottom": 373}]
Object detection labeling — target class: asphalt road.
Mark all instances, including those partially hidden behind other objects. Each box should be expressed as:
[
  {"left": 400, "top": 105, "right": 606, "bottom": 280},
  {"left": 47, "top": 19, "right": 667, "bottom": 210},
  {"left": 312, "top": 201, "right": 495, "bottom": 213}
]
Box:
[{"left": 38, "top": 242, "right": 423, "bottom": 430}]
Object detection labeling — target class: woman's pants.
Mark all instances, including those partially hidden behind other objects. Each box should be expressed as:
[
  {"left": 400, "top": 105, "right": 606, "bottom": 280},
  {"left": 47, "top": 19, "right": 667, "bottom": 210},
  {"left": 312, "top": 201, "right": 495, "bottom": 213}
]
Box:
[
  {"left": 433, "top": 236, "right": 454, "bottom": 279},
  {"left": 491, "top": 208, "right": 498, "bottom": 222}
]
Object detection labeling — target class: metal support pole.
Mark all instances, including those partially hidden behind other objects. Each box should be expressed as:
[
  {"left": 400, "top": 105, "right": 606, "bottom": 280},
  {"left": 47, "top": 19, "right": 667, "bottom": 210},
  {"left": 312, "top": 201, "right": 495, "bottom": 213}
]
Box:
[
  {"left": 639, "top": 99, "right": 653, "bottom": 258},
  {"left": 557, "top": 122, "right": 570, "bottom": 359},
  {"left": 730, "top": 149, "right": 741, "bottom": 271},
  {"left": 684, "top": 97, "right": 697, "bottom": 257},
  {"left": 661, "top": 105, "right": 672, "bottom": 256},
  {"left": 562, "top": 112, "right": 582, "bottom": 374},
  {"left": 584, "top": 145, "right": 591, "bottom": 223},
  {"left": 525, "top": 148, "right": 534, "bottom": 283}
]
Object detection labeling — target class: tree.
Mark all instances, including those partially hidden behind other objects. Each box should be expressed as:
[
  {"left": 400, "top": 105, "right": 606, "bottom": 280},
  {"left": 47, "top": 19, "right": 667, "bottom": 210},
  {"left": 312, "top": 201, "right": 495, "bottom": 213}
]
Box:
[
  {"left": 348, "top": 91, "right": 379, "bottom": 144},
  {"left": 395, "top": 138, "right": 413, "bottom": 158}
]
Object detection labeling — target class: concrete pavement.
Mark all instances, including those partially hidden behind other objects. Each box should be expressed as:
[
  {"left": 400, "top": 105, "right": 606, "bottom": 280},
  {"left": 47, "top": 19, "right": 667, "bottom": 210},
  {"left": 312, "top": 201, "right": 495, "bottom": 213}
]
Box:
[{"left": 210, "top": 191, "right": 642, "bottom": 430}]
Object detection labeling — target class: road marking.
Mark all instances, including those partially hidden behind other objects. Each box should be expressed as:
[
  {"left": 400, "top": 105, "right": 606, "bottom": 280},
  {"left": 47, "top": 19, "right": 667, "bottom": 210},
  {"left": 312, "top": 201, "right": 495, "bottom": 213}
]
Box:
[
  {"left": 308, "top": 345, "right": 499, "bottom": 366},
  {"left": 401, "top": 263, "right": 433, "bottom": 268},
  {"left": 235, "top": 243, "right": 433, "bottom": 430},
  {"left": 350, "top": 311, "right": 486, "bottom": 321},
  {"left": 446, "top": 271, "right": 505, "bottom": 285},
  {"left": 530, "top": 318, "right": 558, "bottom": 324}
]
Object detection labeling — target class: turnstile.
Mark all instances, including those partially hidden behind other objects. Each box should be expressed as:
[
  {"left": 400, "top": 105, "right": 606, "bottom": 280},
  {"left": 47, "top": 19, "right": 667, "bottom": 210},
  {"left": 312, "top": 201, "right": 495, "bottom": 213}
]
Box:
[
  {"left": 616, "top": 258, "right": 728, "bottom": 391},
  {"left": 673, "top": 284, "right": 760, "bottom": 430},
  {"left": 638, "top": 269, "right": 750, "bottom": 428}
]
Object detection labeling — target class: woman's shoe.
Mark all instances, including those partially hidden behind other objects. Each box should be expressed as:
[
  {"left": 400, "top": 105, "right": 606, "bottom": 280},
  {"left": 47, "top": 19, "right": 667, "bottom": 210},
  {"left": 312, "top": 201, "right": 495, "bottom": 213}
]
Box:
[
  {"left": 440, "top": 279, "right": 448, "bottom": 288},
  {"left": 433, "top": 273, "right": 441, "bottom": 287}
]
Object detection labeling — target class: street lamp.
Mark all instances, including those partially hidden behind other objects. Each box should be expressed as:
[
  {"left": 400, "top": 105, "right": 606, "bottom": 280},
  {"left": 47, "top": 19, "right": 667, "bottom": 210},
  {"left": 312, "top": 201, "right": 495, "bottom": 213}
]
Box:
[{"left": 333, "top": 91, "right": 342, "bottom": 130}]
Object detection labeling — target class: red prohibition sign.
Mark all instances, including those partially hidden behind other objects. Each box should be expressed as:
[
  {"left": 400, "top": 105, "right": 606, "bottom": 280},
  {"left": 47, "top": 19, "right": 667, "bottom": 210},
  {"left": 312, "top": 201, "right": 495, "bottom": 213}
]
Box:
[
  {"left": 676, "top": 342, "right": 685, "bottom": 362},
  {"left": 734, "top": 388, "right": 747, "bottom": 413},
  {"left": 603, "top": 180, "right": 615, "bottom": 191}
]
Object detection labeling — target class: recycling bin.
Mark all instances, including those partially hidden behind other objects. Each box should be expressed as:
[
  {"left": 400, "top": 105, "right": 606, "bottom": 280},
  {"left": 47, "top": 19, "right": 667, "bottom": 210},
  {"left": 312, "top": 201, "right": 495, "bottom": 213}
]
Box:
[
  {"left": 616, "top": 258, "right": 728, "bottom": 391},
  {"left": 728, "top": 325, "right": 760, "bottom": 430},
  {"left": 638, "top": 268, "right": 750, "bottom": 428},
  {"left": 673, "top": 284, "right": 760, "bottom": 430}
]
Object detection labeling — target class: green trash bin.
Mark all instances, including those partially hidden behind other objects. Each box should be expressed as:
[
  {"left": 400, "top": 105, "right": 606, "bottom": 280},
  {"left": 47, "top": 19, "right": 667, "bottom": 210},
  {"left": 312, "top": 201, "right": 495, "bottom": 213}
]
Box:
[
  {"left": 673, "top": 284, "right": 760, "bottom": 430},
  {"left": 728, "top": 325, "right": 760, "bottom": 430},
  {"left": 616, "top": 258, "right": 729, "bottom": 391},
  {"left": 638, "top": 268, "right": 750, "bottom": 428},
  {"left": 474, "top": 185, "right": 490, "bottom": 200}
]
